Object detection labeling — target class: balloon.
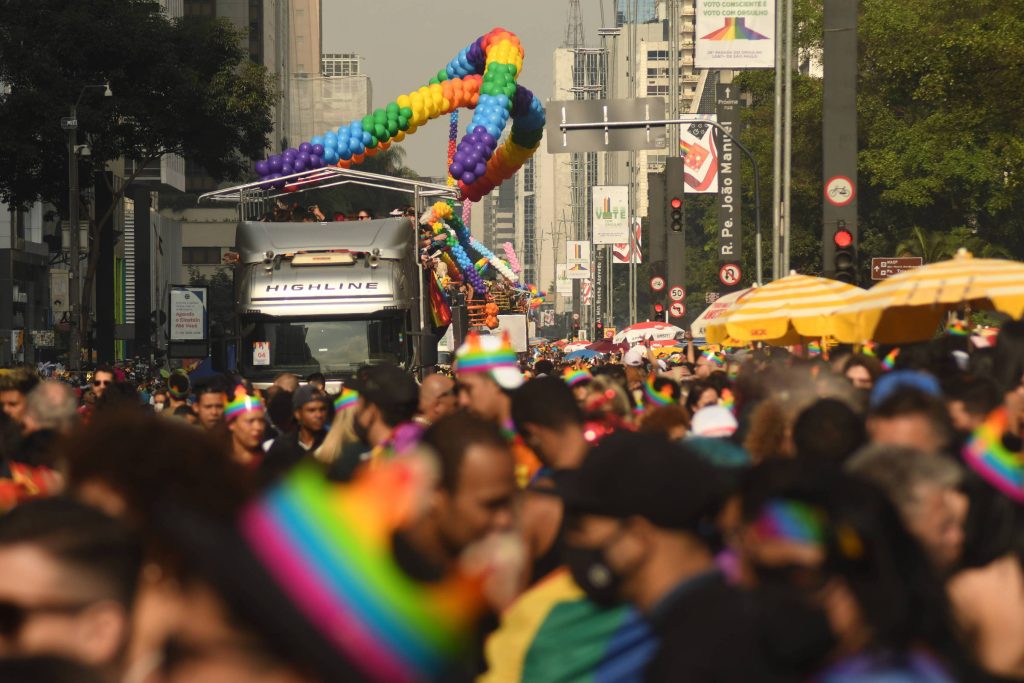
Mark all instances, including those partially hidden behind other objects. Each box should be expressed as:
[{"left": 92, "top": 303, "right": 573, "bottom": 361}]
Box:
[
  {"left": 281, "top": 162, "right": 294, "bottom": 175},
  {"left": 255, "top": 160, "right": 269, "bottom": 176},
  {"left": 292, "top": 157, "right": 307, "bottom": 172},
  {"left": 299, "top": 142, "right": 313, "bottom": 154},
  {"left": 311, "top": 144, "right": 324, "bottom": 157}
]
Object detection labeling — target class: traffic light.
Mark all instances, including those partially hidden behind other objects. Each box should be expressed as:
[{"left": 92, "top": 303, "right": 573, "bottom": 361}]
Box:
[
  {"left": 669, "top": 196, "right": 683, "bottom": 232},
  {"left": 833, "top": 226, "right": 856, "bottom": 283},
  {"left": 595, "top": 320, "right": 604, "bottom": 340},
  {"left": 653, "top": 302, "right": 665, "bottom": 320}
]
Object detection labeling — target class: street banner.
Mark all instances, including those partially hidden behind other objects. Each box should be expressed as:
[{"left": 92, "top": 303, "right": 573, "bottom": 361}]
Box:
[
  {"left": 716, "top": 83, "right": 743, "bottom": 267},
  {"left": 695, "top": 0, "right": 776, "bottom": 69},
  {"left": 591, "top": 186, "right": 630, "bottom": 244},
  {"left": 566, "top": 241, "right": 591, "bottom": 280},
  {"left": 169, "top": 286, "right": 208, "bottom": 342},
  {"left": 613, "top": 220, "right": 643, "bottom": 264},
  {"left": 556, "top": 264, "right": 572, "bottom": 295},
  {"left": 680, "top": 116, "right": 719, "bottom": 194}
]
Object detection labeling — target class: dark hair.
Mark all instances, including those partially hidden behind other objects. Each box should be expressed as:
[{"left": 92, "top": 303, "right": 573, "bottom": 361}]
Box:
[
  {"left": 63, "top": 409, "right": 252, "bottom": 575},
  {"left": 172, "top": 404, "right": 194, "bottom": 418},
  {"left": 94, "top": 381, "right": 143, "bottom": 414},
  {"left": 167, "top": 372, "right": 190, "bottom": 397},
  {"left": 0, "top": 498, "right": 142, "bottom": 608},
  {"left": 994, "top": 319, "right": 1024, "bottom": 395},
  {"left": 684, "top": 380, "right": 716, "bottom": 415},
  {"left": 0, "top": 367, "right": 40, "bottom": 395},
  {"left": 511, "top": 377, "right": 583, "bottom": 432},
  {"left": 194, "top": 376, "right": 228, "bottom": 397},
  {"left": 868, "top": 388, "right": 952, "bottom": 452},
  {"left": 0, "top": 656, "right": 106, "bottom": 683},
  {"left": 843, "top": 354, "right": 882, "bottom": 383},
  {"left": 306, "top": 372, "right": 326, "bottom": 385},
  {"left": 93, "top": 364, "right": 116, "bottom": 379},
  {"left": 267, "top": 390, "right": 296, "bottom": 432},
  {"left": 533, "top": 359, "right": 554, "bottom": 376},
  {"left": 590, "top": 364, "right": 628, "bottom": 391},
  {"left": 793, "top": 398, "right": 866, "bottom": 465},
  {"left": 421, "top": 413, "right": 510, "bottom": 492},
  {"left": 941, "top": 374, "right": 1002, "bottom": 418}
]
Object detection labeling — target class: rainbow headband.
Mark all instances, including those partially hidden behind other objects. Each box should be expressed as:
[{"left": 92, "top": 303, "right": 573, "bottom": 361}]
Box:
[
  {"left": 642, "top": 374, "right": 675, "bottom": 407},
  {"left": 752, "top": 499, "right": 826, "bottom": 547},
  {"left": 807, "top": 341, "right": 822, "bottom": 357},
  {"left": 454, "top": 332, "right": 518, "bottom": 374},
  {"left": 882, "top": 348, "right": 900, "bottom": 371},
  {"left": 239, "top": 463, "right": 482, "bottom": 682},
  {"left": 562, "top": 367, "right": 592, "bottom": 387},
  {"left": 946, "top": 320, "right": 970, "bottom": 337},
  {"left": 962, "top": 408, "right": 1024, "bottom": 503},
  {"left": 224, "top": 387, "right": 265, "bottom": 422},
  {"left": 702, "top": 350, "right": 725, "bottom": 368},
  {"left": 334, "top": 388, "right": 360, "bottom": 414},
  {"left": 719, "top": 388, "right": 736, "bottom": 412}
]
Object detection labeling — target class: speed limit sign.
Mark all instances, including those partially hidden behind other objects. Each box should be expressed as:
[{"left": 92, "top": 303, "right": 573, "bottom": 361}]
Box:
[
  {"left": 669, "top": 285, "right": 686, "bottom": 302},
  {"left": 719, "top": 263, "right": 742, "bottom": 287}
]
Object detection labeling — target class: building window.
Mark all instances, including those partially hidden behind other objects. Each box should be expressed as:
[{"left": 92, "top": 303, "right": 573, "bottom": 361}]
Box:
[
  {"left": 523, "top": 158, "right": 535, "bottom": 193},
  {"left": 182, "top": 247, "right": 222, "bottom": 265},
  {"left": 647, "top": 49, "right": 669, "bottom": 61},
  {"left": 647, "top": 84, "right": 669, "bottom": 96}
]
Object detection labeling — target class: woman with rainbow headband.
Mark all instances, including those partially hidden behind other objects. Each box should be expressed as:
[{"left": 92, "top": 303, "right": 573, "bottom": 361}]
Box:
[
  {"left": 314, "top": 388, "right": 365, "bottom": 480},
  {"left": 224, "top": 385, "right": 267, "bottom": 468}
]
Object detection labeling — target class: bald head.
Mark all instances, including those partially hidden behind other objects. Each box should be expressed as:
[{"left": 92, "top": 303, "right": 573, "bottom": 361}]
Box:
[
  {"left": 419, "top": 374, "right": 457, "bottom": 425},
  {"left": 24, "top": 380, "right": 79, "bottom": 435},
  {"left": 273, "top": 373, "right": 299, "bottom": 394}
]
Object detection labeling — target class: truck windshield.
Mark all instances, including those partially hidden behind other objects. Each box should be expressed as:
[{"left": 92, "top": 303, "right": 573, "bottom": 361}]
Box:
[{"left": 240, "top": 317, "right": 406, "bottom": 379}]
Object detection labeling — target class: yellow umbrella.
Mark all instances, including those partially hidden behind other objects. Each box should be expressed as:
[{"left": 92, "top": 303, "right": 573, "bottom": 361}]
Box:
[
  {"left": 832, "top": 249, "right": 1024, "bottom": 344},
  {"left": 706, "top": 273, "right": 864, "bottom": 345}
]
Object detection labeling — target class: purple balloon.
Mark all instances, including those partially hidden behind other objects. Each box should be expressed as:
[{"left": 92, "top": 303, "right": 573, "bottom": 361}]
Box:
[
  {"left": 268, "top": 155, "right": 283, "bottom": 173},
  {"left": 450, "top": 162, "right": 464, "bottom": 177},
  {"left": 299, "top": 142, "right": 313, "bottom": 154},
  {"left": 270, "top": 173, "right": 285, "bottom": 190},
  {"left": 311, "top": 144, "right": 325, "bottom": 157},
  {"left": 310, "top": 154, "right": 323, "bottom": 168},
  {"left": 292, "top": 157, "right": 308, "bottom": 172},
  {"left": 461, "top": 171, "right": 476, "bottom": 184},
  {"left": 285, "top": 147, "right": 299, "bottom": 157},
  {"left": 474, "top": 162, "right": 487, "bottom": 176},
  {"left": 296, "top": 152, "right": 311, "bottom": 166},
  {"left": 255, "top": 160, "right": 270, "bottom": 177},
  {"left": 281, "top": 162, "right": 294, "bottom": 176}
]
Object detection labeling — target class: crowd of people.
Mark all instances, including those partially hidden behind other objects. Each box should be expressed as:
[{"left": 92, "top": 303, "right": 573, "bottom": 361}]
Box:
[
  {"left": 258, "top": 201, "right": 419, "bottom": 223},
  {"left": 0, "top": 318, "right": 1021, "bottom": 682}
]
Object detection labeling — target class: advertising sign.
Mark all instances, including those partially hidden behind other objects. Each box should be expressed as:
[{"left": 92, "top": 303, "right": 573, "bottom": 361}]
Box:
[
  {"left": 169, "top": 286, "right": 208, "bottom": 342},
  {"left": 591, "top": 186, "right": 630, "bottom": 244},
  {"left": 566, "top": 241, "right": 591, "bottom": 280},
  {"left": 556, "top": 264, "right": 572, "bottom": 295},
  {"left": 680, "top": 116, "right": 719, "bottom": 194},
  {"left": 695, "top": 0, "right": 776, "bottom": 69},
  {"left": 613, "top": 220, "right": 643, "bottom": 264}
]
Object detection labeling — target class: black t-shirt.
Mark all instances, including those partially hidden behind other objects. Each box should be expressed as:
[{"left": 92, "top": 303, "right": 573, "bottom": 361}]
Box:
[{"left": 645, "top": 570, "right": 795, "bottom": 683}]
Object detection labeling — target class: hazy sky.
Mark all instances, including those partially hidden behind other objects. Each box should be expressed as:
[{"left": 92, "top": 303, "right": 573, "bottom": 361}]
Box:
[{"left": 321, "top": 0, "right": 603, "bottom": 177}]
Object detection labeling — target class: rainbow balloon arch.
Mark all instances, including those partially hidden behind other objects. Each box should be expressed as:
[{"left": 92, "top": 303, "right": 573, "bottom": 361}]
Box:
[{"left": 254, "top": 28, "right": 548, "bottom": 326}]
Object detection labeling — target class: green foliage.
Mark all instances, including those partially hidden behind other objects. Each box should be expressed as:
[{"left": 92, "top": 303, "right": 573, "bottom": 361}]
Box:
[
  {"left": 298, "top": 146, "right": 423, "bottom": 219},
  {"left": 187, "top": 266, "right": 234, "bottom": 334},
  {"left": 0, "top": 0, "right": 277, "bottom": 209}
]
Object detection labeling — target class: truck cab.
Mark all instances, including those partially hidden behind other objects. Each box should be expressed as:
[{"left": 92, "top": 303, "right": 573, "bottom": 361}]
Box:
[{"left": 234, "top": 217, "right": 420, "bottom": 384}]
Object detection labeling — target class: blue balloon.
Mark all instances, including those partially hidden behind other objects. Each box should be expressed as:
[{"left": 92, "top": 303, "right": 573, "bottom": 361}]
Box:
[
  {"left": 324, "top": 149, "right": 340, "bottom": 164},
  {"left": 339, "top": 149, "right": 352, "bottom": 161},
  {"left": 310, "top": 136, "right": 324, "bottom": 147}
]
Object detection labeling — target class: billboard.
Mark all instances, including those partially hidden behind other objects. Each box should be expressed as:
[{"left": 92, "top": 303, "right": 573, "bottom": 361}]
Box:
[
  {"left": 169, "top": 286, "right": 208, "bottom": 342},
  {"left": 591, "top": 185, "right": 630, "bottom": 244},
  {"left": 566, "top": 241, "right": 591, "bottom": 280},
  {"left": 556, "top": 264, "right": 572, "bottom": 295},
  {"left": 695, "top": 0, "right": 776, "bottom": 70},
  {"left": 680, "top": 116, "right": 719, "bottom": 194}
]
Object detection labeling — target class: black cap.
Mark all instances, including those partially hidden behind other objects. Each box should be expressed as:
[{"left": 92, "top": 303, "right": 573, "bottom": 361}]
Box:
[
  {"left": 292, "top": 385, "right": 326, "bottom": 411},
  {"left": 348, "top": 364, "right": 419, "bottom": 426},
  {"left": 555, "top": 432, "right": 733, "bottom": 530}
]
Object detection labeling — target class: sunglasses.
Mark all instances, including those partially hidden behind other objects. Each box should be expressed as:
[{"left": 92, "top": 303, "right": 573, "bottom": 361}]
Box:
[
  {"left": 93, "top": 379, "right": 111, "bottom": 387},
  {"left": 0, "top": 598, "right": 93, "bottom": 639},
  {"left": 357, "top": 213, "right": 371, "bottom": 220}
]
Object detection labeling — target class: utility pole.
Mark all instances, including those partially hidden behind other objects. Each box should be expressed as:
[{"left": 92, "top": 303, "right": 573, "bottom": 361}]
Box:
[{"left": 67, "top": 103, "right": 81, "bottom": 371}]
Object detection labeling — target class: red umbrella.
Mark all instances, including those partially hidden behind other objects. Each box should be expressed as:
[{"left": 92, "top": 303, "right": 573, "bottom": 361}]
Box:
[{"left": 587, "top": 339, "right": 627, "bottom": 353}]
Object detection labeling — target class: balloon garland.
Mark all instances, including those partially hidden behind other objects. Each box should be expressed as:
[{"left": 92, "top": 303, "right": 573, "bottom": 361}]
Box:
[
  {"left": 255, "top": 28, "right": 545, "bottom": 203},
  {"left": 502, "top": 243, "right": 521, "bottom": 273}
]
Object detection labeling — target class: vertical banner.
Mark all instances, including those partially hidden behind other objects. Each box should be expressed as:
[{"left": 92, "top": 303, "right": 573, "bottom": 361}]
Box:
[
  {"left": 556, "top": 264, "right": 572, "bottom": 295},
  {"left": 168, "top": 286, "right": 208, "bottom": 341},
  {"left": 594, "top": 247, "right": 605, "bottom": 319},
  {"left": 716, "top": 83, "right": 743, "bottom": 267},
  {"left": 566, "top": 240, "right": 592, "bottom": 279},
  {"left": 613, "top": 220, "right": 643, "bottom": 264},
  {"left": 680, "top": 116, "right": 719, "bottom": 194},
  {"left": 695, "top": 0, "right": 776, "bottom": 69},
  {"left": 591, "top": 186, "right": 630, "bottom": 244},
  {"left": 582, "top": 279, "right": 593, "bottom": 306}
]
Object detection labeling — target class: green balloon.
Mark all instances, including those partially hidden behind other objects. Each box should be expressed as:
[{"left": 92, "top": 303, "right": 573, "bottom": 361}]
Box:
[
  {"left": 437, "top": 69, "right": 448, "bottom": 82},
  {"left": 400, "top": 107, "right": 413, "bottom": 119},
  {"left": 387, "top": 119, "right": 399, "bottom": 135},
  {"left": 386, "top": 102, "right": 399, "bottom": 115},
  {"left": 373, "top": 108, "right": 387, "bottom": 123},
  {"left": 397, "top": 115, "right": 409, "bottom": 131},
  {"left": 374, "top": 123, "right": 386, "bottom": 138},
  {"left": 428, "top": 76, "right": 440, "bottom": 85},
  {"left": 361, "top": 115, "right": 373, "bottom": 131},
  {"left": 368, "top": 134, "right": 379, "bottom": 148}
]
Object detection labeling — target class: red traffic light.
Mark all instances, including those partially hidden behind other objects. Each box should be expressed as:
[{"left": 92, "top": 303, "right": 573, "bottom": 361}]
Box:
[
  {"left": 654, "top": 303, "right": 665, "bottom": 313},
  {"left": 670, "top": 197, "right": 683, "bottom": 209},
  {"left": 834, "top": 228, "right": 853, "bottom": 249}
]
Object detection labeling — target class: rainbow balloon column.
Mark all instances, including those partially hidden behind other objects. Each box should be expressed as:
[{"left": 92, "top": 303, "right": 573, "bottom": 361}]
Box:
[
  {"left": 429, "top": 202, "right": 519, "bottom": 295},
  {"left": 255, "top": 28, "right": 545, "bottom": 203}
]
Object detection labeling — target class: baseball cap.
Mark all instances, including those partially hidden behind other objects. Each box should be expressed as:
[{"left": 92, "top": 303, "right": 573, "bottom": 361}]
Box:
[
  {"left": 555, "top": 431, "right": 732, "bottom": 530},
  {"left": 292, "top": 385, "right": 326, "bottom": 411},
  {"left": 347, "top": 364, "right": 419, "bottom": 425},
  {"left": 454, "top": 332, "right": 523, "bottom": 390},
  {"left": 690, "top": 405, "right": 739, "bottom": 438},
  {"left": 623, "top": 346, "right": 646, "bottom": 367},
  {"left": 869, "top": 370, "right": 941, "bottom": 408}
]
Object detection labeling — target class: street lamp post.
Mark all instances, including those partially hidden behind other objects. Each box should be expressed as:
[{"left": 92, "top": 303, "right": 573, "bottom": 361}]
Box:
[
  {"left": 558, "top": 117, "right": 765, "bottom": 286},
  {"left": 66, "top": 83, "right": 111, "bottom": 370}
]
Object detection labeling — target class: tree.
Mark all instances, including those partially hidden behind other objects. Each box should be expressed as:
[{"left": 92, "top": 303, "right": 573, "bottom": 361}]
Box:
[{"left": 0, "top": 0, "right": 276, "bottom": 338}]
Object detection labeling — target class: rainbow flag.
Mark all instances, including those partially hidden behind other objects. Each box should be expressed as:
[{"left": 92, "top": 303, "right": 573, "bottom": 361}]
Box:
[
  {"left": 963, "top": 408, "right": 1024, "bottom": 504},
  {"left": 751, "top": 499, "right": 826, "bottom": 547},
  {"left": 480, "top": 568, "right": 657, "bottom": 683}
]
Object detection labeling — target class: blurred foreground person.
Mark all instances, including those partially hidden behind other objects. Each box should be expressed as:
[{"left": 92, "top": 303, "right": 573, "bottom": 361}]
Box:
[
  {"left": 0, "top": 369, "right": 39, "bottom": 433},
  {"left": 737, "top": 462, "right": 975, "bottom": 681},
  {"left": 558, "top": 432, "right": 777, "bottom": 683},
  {"left": 0, "top": 498, "right": 141, "bottom": 679},
  {"left": 0, "top": 655, "right": 105, "bottom": 683}
]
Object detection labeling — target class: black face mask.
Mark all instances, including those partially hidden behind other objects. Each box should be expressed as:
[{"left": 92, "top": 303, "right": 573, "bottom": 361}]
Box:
[
  {"left": 564, "top": 534, "right": 627, "bottom": 607},
  {"left": 750, "top": 566, "right": 836, "bottom": 672}
]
